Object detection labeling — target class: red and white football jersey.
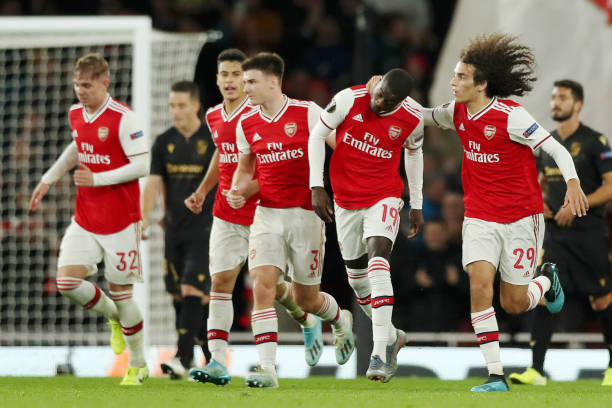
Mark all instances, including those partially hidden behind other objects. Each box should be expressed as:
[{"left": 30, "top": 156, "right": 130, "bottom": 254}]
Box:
[
  {"left": 206, "top": 97, "right": 258, "bottom": 226},
  {"left": 69, "top": 95, "right": 148, "bottom": 234},
  {"left": 432, "top": 98, "right": 550, "bottom": 223},
  {"left": 319, "top": 85, "right": 424, "bottom": 209},
  {"left": 236, "top": 96, "right": 321, "bottom": 210}
]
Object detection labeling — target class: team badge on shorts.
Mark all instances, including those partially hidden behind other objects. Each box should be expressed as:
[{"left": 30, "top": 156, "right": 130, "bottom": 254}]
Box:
[
  {"left": 483, "top": 124, "right": 496, "bottom": 140},
  {"left": 98, "top": 127, "right": 109, "bottom": 142},
  {"left": 389, "top": 125, "right": 402, "bottom": 140},
  {"left": 284, "top": 122, "right": 297, "bottom": 137},
  {"left": 249, "top": 249, "right": 256, "bottom": 260}
]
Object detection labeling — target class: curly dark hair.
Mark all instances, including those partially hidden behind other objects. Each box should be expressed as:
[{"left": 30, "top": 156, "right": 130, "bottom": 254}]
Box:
[{"left": 460, "top": 33, "right": 537, "bottom": 98}]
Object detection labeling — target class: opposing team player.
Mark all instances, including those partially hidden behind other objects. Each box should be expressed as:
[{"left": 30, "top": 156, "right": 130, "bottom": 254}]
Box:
[
  {"left": 227, "top": 52, "right": 354, "bottom": 388},
  {"left": 308, "top": 68, "right": 424, "bottom": 383},
  {"left": 184, "top": 49, "right": 323, "bottom": 386},
  {"left": 423, "top": 34, "right": 588, "bottom": 391},
  {"left": 141, "top": 81, "right": 213, "bottom": 379},
  {"left": 29, "top": 53, "right": 149, "bottom": 385}
]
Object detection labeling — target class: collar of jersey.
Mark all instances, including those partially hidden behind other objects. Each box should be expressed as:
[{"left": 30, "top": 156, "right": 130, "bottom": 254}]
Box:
[
  {"left": 82, "top": 94, "right": 111, "bottom": 123},
  {"left": 258, "top": 95, "right": 289, "bottom": 123},
  {"left": 465, "top": 97, "right": 497, "bottom": 121},
  {"left": 222, "top": 96, "right": 250, "bottom": 122}
]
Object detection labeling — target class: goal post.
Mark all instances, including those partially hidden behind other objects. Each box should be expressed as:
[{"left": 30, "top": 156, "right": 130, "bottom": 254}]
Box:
[{"left": 0, "top": 16, "right": 207, "bottom": 348}]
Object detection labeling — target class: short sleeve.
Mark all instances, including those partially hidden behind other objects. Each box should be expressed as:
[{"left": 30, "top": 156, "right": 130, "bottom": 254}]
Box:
[
  {"left": 149, "top": 136, "right": 165, "bottom": 176},
  {"left": 235, "top": 119, "right": 251, "bottom": 154},
  {"left": 118, "top": 110, "right": 148, "bottom": 157},
  {"left": 507, "top": 106, "right": 551, "bottom": 150},
  {"left": 319, "top": 88, "right": 355, "bottom": 130},
  {"left": 431, "top": 101, "right": 456, "bottom": 130}
]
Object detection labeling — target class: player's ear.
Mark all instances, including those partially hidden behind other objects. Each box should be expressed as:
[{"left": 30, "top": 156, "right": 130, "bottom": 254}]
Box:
[
  {"left": 476, "top": 80, "right": 488, "bottom": 94},
  {"left": 575, "top": 99, "right": 583, "bottom": 113},
  {"left": 103, "top": 77, "right": 110, "bottom": 89}
]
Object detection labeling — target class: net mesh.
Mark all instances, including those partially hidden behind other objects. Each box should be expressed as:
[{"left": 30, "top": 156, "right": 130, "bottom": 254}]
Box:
[{"left": 0, "top": 30, "right": 206, "bottom": 346}]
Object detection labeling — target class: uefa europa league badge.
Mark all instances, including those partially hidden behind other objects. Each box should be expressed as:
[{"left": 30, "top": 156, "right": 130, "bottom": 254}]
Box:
[{"left": 98, "top": 127, "right": 109, "bottom": 142}]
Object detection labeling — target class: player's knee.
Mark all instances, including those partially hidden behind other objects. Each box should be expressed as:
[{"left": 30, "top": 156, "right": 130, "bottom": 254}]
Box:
[
  {"left": 252, "top": 280, "right": 276, "bottom": 303},
  {"left": 469, "top": 279, "right": 491, "bottom": 299},
  {"left": 590, "top": 294, "right": 611, "bottom": 311},
  {"left": 211, "top": 274, "right": 234, "bottom": 293}
]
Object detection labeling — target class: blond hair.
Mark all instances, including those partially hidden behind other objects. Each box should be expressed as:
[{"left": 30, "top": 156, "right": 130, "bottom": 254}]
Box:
[{"left": 74, "top": 53, "right": 109, "bottom": 79}]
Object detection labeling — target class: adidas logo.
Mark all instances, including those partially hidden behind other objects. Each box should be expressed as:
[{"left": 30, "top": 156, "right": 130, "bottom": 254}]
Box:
[
  {"left": 253, "top": 133, "right": 262, "bottom": 142},
  {"left": 213, "top": 130, "right": 219, "bottom": 139},
  {"left": 352, "top": 113, "right": 363, "bottom": 122},
  {"left": 385, "top": 225, "right": 394, "bottom": 232},
  {"left": 459, "top": 123, "right": 465, "bottom": 131}
]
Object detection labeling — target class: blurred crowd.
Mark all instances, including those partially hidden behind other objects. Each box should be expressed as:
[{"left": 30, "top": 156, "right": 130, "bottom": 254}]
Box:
[{"left": 1, "top": 0, "right": 606, "bottom": 342}]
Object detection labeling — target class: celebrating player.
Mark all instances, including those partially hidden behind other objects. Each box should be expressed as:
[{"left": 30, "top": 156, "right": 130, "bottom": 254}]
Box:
[
  {"left": 510, "top": 80, "right": 612, "bottom": 386},
  {"left": 422, "top": 33, "right": 589, "bottom": 392},
  {"left": 141, "top": 81, "right": 213, "bottom": 379},
  {"left": 185, "top": 49, "right": 321, "bottom": 386},
  {"left": 29, "top": 53, "right": 149, "bottom": 386},
  {"left": 227, "top": 52, "right": 354, "bottom": 388},
  {"left": 308, "top": 68, "right": 424, "bottom": 382}
]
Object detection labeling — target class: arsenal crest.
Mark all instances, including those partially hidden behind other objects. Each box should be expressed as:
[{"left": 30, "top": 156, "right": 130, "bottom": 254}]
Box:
[
  {"left": 389, "top": 125, "right": 402, "bottom": 140},
  {"left": 284, "top": 122, "right": 297, "bottom": 137},
  {"left": 483, "top": 124, "right": 496, "bottom": 140},
  {"left": 98, "top": 127, "right": 109, "bottom": 142}
]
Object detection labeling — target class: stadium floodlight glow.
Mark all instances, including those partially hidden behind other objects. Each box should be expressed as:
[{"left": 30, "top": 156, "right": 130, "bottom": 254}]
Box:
[{"left": 0, "top": 16, "right": 207, "bottom": 349}]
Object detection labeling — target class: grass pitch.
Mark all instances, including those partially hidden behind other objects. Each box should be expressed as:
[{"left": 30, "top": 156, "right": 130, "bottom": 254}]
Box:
[{"left": 1, "top": 377, "right": 610, "bottom": 408}]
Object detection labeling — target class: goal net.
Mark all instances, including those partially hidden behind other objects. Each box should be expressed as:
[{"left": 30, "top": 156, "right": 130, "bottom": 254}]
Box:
[{"left": 0, "top": 17, "right": 206, "bottom": 347}]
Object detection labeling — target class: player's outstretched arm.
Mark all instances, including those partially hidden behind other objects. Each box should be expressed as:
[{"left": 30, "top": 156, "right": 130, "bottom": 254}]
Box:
[
  {"left": 540, "top": 136, "right": 588, "bottom": 216},
  {"left": 563, "top": 178, "right": 589, "bottom": 217},
  {"left": 30, "top": 141, "right": 79, "bottom": 212}
]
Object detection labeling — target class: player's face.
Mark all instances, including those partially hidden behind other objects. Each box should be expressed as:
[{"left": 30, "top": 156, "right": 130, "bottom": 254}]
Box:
[
  {"left": 216, "top": 60, "right": 245, "bottom": 102},
  {"left": 551, "top": 86, "right": 580, "bottom": 122},
  {"left": 370, "top": 80, "right": 400, "bottom": 115},
  {"left": 450, "top": 62, "right": 481, "bottom": 103},
  {"left": 243, "top": 69, "right": 273, "bottom": 106},
  {"left": 168, "top": 91, "right": 200, "bottom": 129},
  {"left": 73, "top": 71, "right": 109, "bottom": 110}
]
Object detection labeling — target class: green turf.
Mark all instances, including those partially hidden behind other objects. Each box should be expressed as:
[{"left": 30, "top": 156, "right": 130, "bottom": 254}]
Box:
[{"left": 1, "top": 377, "right": 610, "bottom": 408}]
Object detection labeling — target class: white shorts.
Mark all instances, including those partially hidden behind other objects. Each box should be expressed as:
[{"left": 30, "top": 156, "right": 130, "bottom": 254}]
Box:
[
  {"left": 58, "top": 219, "right": 143, "bottom": 285},
  {"left": 335, "top": 197, "right": 404, "bottom": 261},
  {"left": 248, "top": 206, "right": 325, "bottom": 286},
  {"left": 209, "top": 216, "right": 250, "bottom": 274},
  {"left": 462, "top": 214, "right": 544, "bottom": 285}
]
